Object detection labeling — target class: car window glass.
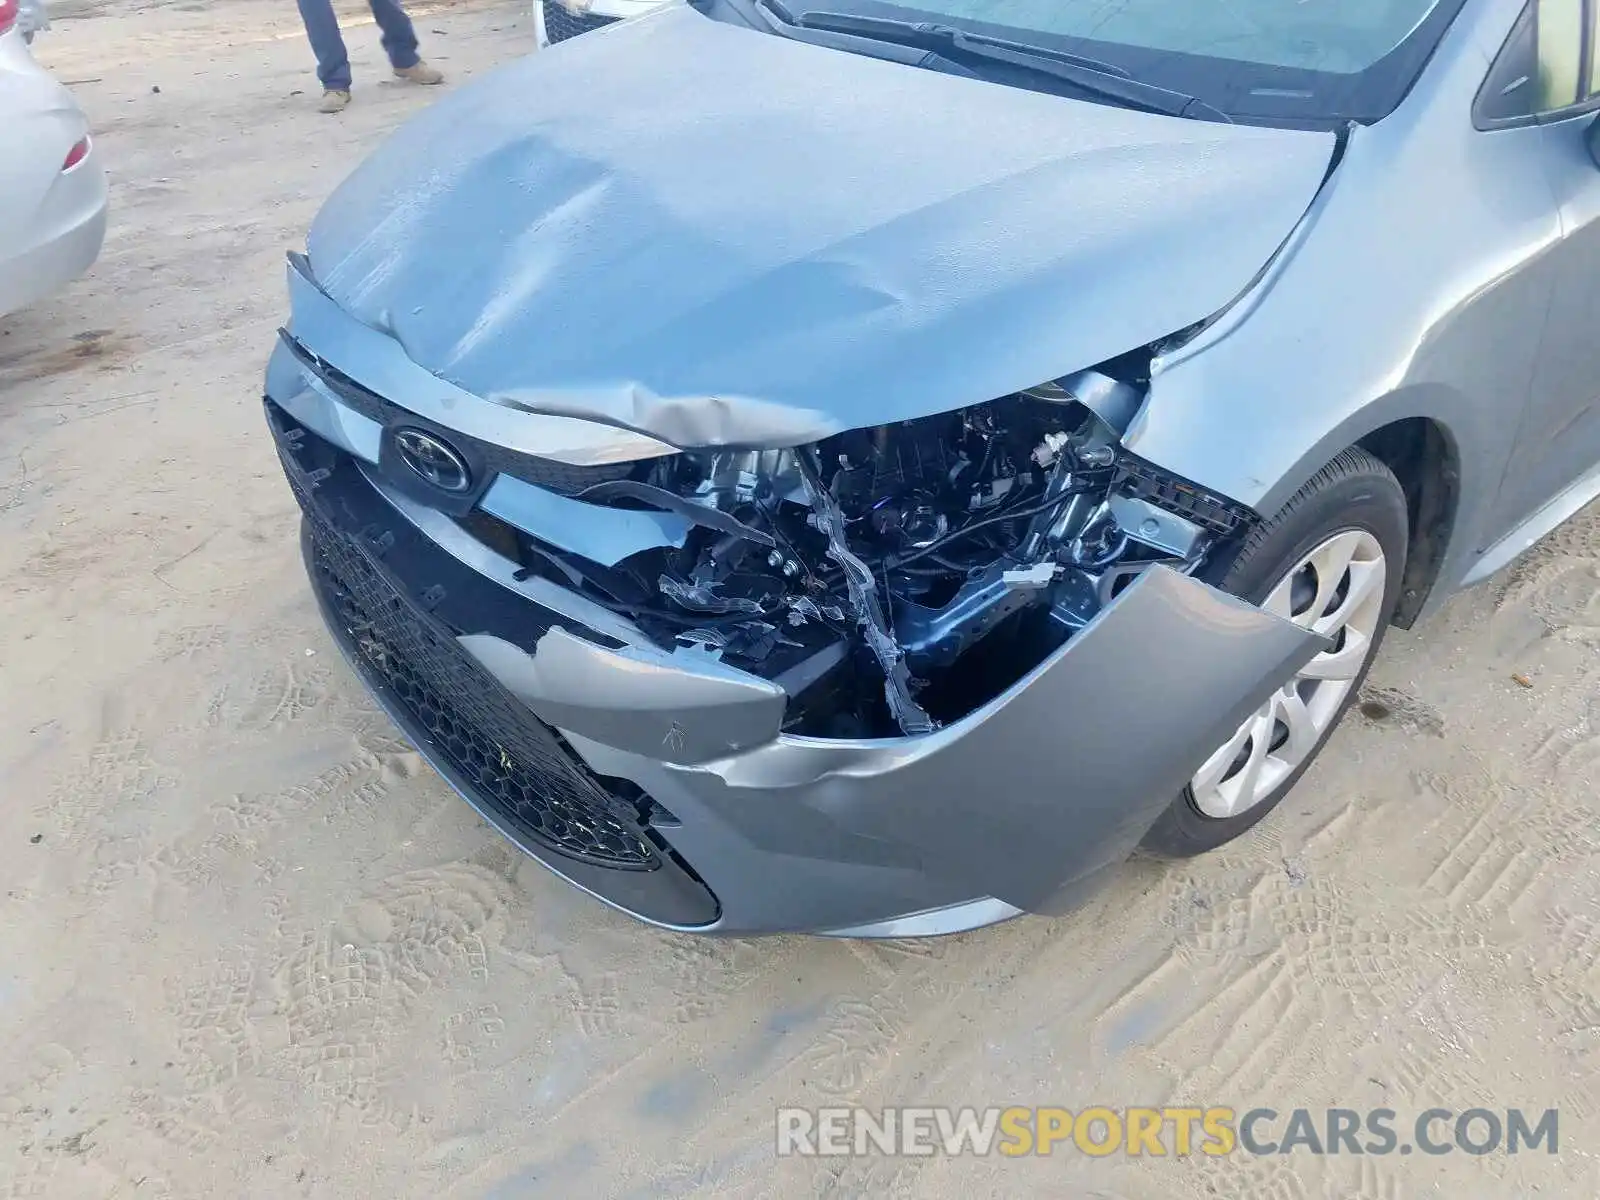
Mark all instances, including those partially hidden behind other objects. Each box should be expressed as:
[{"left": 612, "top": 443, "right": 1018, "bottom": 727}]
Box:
[
  {"left": 909, "top": 0, "right": 1445, "bottom": 74},
  {"left": 1536, "top": 0, "right": 1584, "bottom": 108},
  {"left": 773, "top": 0, "right": 1473, "bottom": 124},
  {"left": 1591, "top": 0, "right": 1600, "bottom": 95},
  {"left": 1479, "top": 0, "right": 1586, "bottom": 120}
]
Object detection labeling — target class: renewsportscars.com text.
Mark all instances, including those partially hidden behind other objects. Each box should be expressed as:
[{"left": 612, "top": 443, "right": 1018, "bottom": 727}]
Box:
[{"left": 775, "top": 1106, "right": 1559, "bottom": 1158}]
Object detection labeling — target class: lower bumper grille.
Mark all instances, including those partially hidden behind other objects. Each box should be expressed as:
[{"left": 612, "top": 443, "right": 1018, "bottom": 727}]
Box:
[
  {"left": 542, "top": 1, "right": 619, "bottom": 43},
  {"left": 292, "top": 463, "right": 662, "bottom": 872}
]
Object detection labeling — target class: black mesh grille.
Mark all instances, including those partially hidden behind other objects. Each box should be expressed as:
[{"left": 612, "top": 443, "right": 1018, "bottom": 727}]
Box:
[
  {"left": 542, "top": 1, "right": 619, "bottom": 43},
  {"left": 292, "top": 466, "right": 662, "bottom": 871}
]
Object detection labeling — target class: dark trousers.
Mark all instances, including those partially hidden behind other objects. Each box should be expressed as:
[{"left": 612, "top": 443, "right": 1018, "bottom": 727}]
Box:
[{"left": 296, "top": 0, "right": 420, "bottom": 91}]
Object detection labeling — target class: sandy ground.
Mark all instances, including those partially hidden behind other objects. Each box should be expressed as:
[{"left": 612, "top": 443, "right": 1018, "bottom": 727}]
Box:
[{"left": 3, "top": 3, "right": 1600, "bottom": 1196}]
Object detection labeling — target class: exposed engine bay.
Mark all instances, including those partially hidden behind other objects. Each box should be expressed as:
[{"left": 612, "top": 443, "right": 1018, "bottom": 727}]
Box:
[{"left": 477, "top": 370, "right": 1253, "bottom": 738}]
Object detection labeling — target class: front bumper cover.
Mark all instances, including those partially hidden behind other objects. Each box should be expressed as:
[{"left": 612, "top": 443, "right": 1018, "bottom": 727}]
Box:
[{"left": 269, "top": 398, "right": 1322, "bottom": 936}]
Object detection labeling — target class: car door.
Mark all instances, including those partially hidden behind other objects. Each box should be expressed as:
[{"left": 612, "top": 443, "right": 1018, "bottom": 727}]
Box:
[{"left": 1482, "top": 0, "right": 1600, "bottom": 531}]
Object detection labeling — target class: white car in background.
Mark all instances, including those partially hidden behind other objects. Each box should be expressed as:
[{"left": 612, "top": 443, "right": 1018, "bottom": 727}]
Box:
[
  {"left": 0, "top": 0, "right": 107, "bottom": 317},
  {"left": 534, "top": 0, "right": 669, "bottom": 47}
]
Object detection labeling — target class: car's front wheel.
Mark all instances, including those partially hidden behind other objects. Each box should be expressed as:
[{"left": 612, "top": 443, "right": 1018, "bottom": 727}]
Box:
[{"left": 1140, "top": 446, "right": 1409, "bottom": 857}]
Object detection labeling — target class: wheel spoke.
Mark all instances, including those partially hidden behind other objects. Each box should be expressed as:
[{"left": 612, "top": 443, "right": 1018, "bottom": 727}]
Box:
[
  {"left": 1262, "top": 574, "right": 1298, "bottom": 621},
  {"left": 1313, "top": 558, "right": 1384, "bottom": 636},
  {"left": 1224, "top": 712, "right": 1276, "bottom": 816},
  {"left": 1275, "top": 690, "right": 1320, "bottom": 761},
  {"left": 1307, "top": 530, "right": 1362, "bottom": 621},
  {"left": 1299, "top": 627, "right": 1371, "bottom": 681},
  {"left": 1192, "top": 715, "right": 1256, "bottom": 795}
]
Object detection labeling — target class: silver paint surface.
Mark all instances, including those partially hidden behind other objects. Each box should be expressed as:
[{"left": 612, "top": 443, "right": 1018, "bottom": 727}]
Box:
[
  {"left": 451, "top": 566, "right": 1321, "bottom": 930},
  {"left": 268, "top": 330, "right": 692, "bottom": 563},
  {"left": 304, "top": 3, "right": 1334, "bottom": 448},
  {"left": 1124, "top": 0, "right": 1600, "bottom": 616},
  {"left": 270, "top": 0, "right": 1600, "bottom": 933},
  {"left": 478, "top": 474, "right": 691, "bottom": 566},
  {"left": 460, "top": 627, "right": 789, "bottom": 766}
]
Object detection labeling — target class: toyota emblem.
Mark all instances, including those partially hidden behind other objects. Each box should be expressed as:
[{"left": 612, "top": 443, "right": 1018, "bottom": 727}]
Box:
[{"left": 394, "top": 427, "right": 472, "bottom": 493}]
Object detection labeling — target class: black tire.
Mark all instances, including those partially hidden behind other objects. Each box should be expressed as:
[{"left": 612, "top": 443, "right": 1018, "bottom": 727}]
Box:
[{"left": 1139, "top": 447, "right": 1409, "bottom": 858}]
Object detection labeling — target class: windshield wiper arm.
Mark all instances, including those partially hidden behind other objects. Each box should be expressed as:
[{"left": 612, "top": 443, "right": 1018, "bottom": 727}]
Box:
[
  {"left": 793, "top": 10, "right": 1231, "bottom": 122},
  {"left": 747, "top": 0, "right": 986, "bottom": 79}
]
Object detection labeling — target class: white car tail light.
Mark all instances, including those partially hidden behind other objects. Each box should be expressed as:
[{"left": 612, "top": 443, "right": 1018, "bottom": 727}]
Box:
[{"left": 62, "top": 135, "right": 91, "bottom": 172}]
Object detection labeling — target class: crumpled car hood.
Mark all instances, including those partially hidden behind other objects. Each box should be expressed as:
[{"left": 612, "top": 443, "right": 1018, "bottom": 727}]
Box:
[{"left": 307, "top": 3, "right": 1335, "bottom": 448}]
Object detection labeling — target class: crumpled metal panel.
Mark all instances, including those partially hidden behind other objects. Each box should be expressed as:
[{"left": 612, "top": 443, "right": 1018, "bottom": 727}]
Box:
[
  {"left": 479, "top": 473, "right": 689, "bottom": 565},
  {"left": 461, "top": 626, "right": 788, "bottom": 766},
  {"left": 452, "top": 565, "right": 1325, "bottom": 922},
  {"left": 266, "top": 326, "right": 690, "bottom": 564},
  {"left": 623, "top": 565, "right": 1325, "bottom": 918},
  {"left": 283, "top": 254, "right": 676, "bottom": 465},
  {"left": 266, "top": 338, "right": 387, "bottom": 463},
  {"left": 306, "top": 3, "right": 1334, "bottom": 448},
  {"left": 799, "top": 566, "right": 1323, "bottom": 913}
]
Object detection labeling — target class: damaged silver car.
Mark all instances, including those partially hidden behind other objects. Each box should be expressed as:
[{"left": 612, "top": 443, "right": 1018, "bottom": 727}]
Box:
[{"left": 263, "top": 0, "right": 1600, "bottom": 934}]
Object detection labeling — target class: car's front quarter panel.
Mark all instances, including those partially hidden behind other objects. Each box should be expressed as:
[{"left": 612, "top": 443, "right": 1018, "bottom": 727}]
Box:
[{"left": 1122, "top": 0, "right": 1553, "bottom": 616}]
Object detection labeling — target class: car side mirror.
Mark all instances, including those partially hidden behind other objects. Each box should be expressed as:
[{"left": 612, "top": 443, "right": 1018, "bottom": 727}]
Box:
[{"left": 1589, "top": 113, "right": 1600, "bottom": 170}]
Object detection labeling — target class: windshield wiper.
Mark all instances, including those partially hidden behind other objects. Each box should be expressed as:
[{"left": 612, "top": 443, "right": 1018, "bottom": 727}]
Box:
[{"left": 789, "top": 9, "right": 1231, "bottom": 122}]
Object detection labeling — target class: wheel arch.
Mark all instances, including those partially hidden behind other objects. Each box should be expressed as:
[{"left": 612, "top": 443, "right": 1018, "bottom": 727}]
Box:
[
  {"left": 1354, "top": 416, "right": 1461, "bottom": 628},
  {"left": 1145, "top": 384, "right": 1478, "bottom": 630}
]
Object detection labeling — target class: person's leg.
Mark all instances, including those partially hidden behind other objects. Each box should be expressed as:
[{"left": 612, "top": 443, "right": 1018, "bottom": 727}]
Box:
[
  {"left": 367, "top": 0, "right": 421, "bottom": 71},
  {"left": 296, "top": 0, "right": 353, "bottom": 91}
]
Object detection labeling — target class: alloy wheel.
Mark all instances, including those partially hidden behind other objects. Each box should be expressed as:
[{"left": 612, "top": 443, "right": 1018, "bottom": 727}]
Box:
[{"left": 1190, "top": 528, "right": 1388, "bottom": 820}]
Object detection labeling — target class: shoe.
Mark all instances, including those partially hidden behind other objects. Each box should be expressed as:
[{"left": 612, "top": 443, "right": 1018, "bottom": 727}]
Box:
[
  {"left": 394, "top": 62, "right": 443, "bottom": 85},
  {"left": 319, "top": 88, "right": 351, "bottom": 113}
]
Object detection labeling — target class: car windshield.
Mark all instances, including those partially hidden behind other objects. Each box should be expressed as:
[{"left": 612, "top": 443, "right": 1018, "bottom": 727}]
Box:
[{"left": 781, "top": 0, "right": 1466, "bottom": 125}]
